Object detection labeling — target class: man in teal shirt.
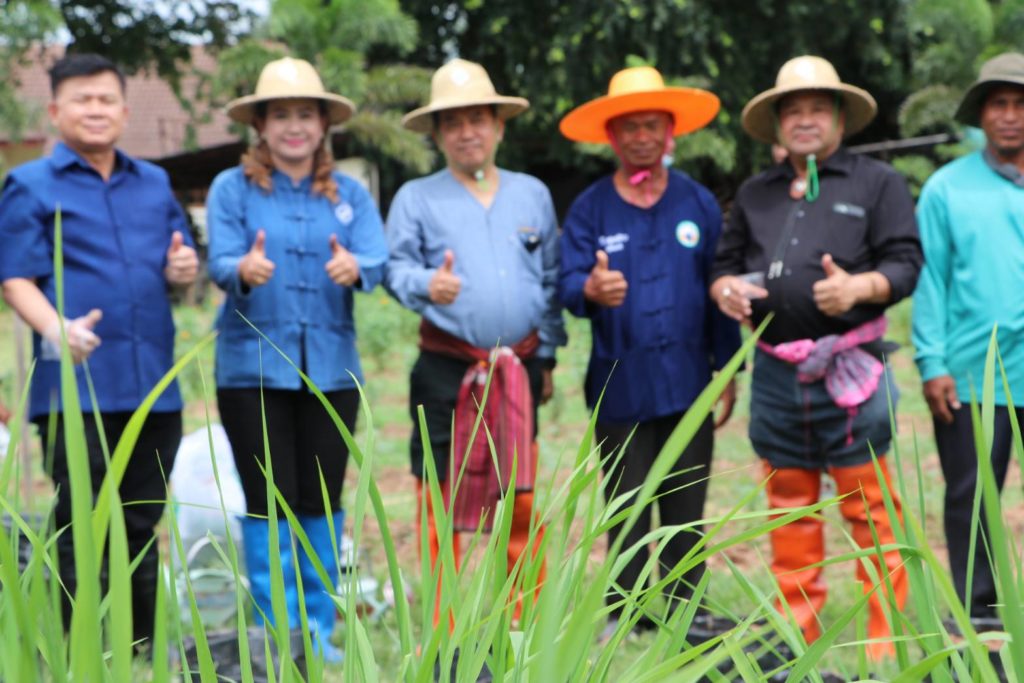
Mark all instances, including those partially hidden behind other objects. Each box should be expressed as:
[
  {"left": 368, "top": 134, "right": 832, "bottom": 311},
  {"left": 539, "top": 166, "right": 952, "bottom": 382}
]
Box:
[{"left": 912, "top": 52, "right": 1024, "bottom": 625}]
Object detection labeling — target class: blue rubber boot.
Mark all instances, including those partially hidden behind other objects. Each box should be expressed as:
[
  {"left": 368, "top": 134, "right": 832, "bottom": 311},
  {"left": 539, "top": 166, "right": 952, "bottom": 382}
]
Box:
[
  {"left": 297, "top": 509, "right": 345, "bottom": 663},
  {"left": 241, "top": 516, "right": 300, "bottom": 629}
]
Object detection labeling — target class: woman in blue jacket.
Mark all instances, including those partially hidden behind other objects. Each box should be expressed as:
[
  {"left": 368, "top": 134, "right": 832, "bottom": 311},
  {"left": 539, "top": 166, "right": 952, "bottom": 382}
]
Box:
[{"left": 207, "top": 57, "right": 387, "bottom": 660}]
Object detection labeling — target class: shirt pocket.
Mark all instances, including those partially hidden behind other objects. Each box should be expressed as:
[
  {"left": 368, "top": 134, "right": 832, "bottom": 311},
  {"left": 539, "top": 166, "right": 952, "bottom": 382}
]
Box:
[
  {"left": 513, "top": 226, "right": 543, "bottom": 275},
  {"left": 826, "top": 200, "right": 871, "bottom": 265}
]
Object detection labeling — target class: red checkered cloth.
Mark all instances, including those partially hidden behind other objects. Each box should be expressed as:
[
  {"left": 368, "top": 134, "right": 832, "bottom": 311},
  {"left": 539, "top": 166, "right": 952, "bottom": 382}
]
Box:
[{"left": 418, "top": 321, "right": 539, "bottom": 532}]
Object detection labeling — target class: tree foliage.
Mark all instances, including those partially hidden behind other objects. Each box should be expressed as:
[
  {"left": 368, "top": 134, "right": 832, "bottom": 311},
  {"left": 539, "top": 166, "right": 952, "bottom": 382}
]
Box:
[
  {"left": 399, "top": 0, "right": 915, "bottom": 191},
  {"left": 0, "top": 0, "right": 254, "bottom": 167},
  {"left": 0, "top": 0, "right": 61, "bottom": 179},
  {"left": 211, "top": 0, "right": 435, "bottom": 175},
  {"left": 0, "top": 0, "right": 62, "bottom": 143},
  {"left": 898, "top": 0, "right": 1024, "bottom": 191},
  {"left": 58, "top": 1, "right": 256, "bottom": 90}
]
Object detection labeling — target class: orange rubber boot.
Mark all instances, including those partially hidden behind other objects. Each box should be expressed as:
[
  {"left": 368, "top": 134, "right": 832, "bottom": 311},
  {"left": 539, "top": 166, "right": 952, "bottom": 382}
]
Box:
[
  {"left": 416, "top": 479, "right": 462, "bottom": 630},
  {"left": 765, "top": 464, "right": 827, "bottom": 643},
  {"left": 506, "top": 490, "right": 546, "bottom": 622},
  {"left": 829, "top": 458, "right": 908, "bottom": 660}
]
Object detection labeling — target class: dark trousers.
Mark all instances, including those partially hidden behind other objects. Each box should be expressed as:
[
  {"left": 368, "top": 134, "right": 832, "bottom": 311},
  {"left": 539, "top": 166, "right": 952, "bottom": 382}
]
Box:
[
  {"left": 217, "top": 387, "right": 359, "bottom": 517},
  {"left": 38, "top": 410, "right": 182, "bottom": 644},
  {"left": 934, "top": 405, "right": 1019, "bottom": 618},
  {"left": 596, "top": 413, "right": 714, "bottom": 615},
  {"left": 407, "top": 350, "right": 545, "bottom": 481}
]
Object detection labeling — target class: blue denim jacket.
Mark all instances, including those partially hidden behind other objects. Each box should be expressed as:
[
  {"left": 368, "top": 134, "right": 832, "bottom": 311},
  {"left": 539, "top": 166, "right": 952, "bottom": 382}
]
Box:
[{"left": 207, "top": 167, "right": 387, "bottom": 391}]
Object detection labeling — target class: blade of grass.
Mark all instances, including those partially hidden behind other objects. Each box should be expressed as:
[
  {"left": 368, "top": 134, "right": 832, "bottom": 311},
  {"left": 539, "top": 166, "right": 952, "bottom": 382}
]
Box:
[
  {"left": 90, "top": 332, "right": 216, "bottom": 561},
  {"left": 236, "top": 311, "right": 417, "bottom": 672},
  {"left": 976, "top": 328, "right": 1024, "bottom": 676},
  {"left": 51, "top": 206, "right": 104, "bottom": 683}
]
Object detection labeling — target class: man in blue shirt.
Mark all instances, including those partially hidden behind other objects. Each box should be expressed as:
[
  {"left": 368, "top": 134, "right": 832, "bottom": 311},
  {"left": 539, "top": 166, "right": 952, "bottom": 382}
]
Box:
[
  {"left": 913, "top": 52, "right": 1024, "bottom": 627},
  {"left": 559, "top": 66, "right": 741, "bottom": 633},
  {"left": 0, "top": 53, "right": 198, "bottom": 647},
  {"left": 386, "top": 59, "right": 565, "bottom": 630}
]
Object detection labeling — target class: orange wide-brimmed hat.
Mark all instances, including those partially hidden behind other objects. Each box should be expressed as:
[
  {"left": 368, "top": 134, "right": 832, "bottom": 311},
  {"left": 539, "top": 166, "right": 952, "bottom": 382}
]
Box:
[{"left": 559, "top": 66, "right": 720, "bottom": 144}]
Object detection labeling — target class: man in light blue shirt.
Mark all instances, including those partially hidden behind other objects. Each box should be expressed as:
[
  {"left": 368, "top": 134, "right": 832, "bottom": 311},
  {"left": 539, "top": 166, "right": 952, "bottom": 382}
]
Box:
[
  {"left": 385, "top": 59, "right": 565, "bottom": 632},
  {"left": 913, "top": 52, "right": 1024, "bottom": 625}
]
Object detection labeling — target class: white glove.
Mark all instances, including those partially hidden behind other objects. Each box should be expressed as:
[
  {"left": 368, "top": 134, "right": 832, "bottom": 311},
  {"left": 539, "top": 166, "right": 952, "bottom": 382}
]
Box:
[{"left": 41, "top": 309, "right": 103, "bottom": 364}]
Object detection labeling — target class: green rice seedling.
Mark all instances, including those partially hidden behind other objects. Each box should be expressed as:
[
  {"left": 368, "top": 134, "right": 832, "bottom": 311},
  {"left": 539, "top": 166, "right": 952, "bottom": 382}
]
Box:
[{"left": 8, "top": 213, "right": 1024, "bottom": 682}]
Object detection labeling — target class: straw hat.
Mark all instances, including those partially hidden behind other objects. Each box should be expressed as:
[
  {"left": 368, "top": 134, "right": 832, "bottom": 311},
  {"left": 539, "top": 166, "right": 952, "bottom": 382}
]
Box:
[
  {"left": 955, "top": 52, "right": 1024, "bottom": 126},
  {"left": 741, "top": 56, "right": 877, "bottom": 144},
  {"left": 402, "top": 59, "right": 529, "bottom": 133},
  {"left": 226, "top": 57, "right": 356, "bottom": 126},
  {"left": 559, "top": 66, "right": 720, "bottom": 144}
]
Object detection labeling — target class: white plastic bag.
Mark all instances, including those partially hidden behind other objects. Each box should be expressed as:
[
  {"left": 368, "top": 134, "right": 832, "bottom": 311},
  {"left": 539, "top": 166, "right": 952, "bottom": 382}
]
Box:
[
  {"left": 0, "top": 423, "right": 10, "bottom": 463},
  {"left": 169, "top": 424, "right": 247, "bottom": 627},
  {"left": 170, "top": 424, "right": 246, "bottom": 562}
]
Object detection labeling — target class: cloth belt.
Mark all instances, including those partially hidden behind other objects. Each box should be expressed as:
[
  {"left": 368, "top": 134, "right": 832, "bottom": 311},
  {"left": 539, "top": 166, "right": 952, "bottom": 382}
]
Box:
[
  {"left": 757, "top": 316, "right": 888, "bottom": 446},
  {"left": 418, "top": 320, "right": 539, "bottom": 531}
]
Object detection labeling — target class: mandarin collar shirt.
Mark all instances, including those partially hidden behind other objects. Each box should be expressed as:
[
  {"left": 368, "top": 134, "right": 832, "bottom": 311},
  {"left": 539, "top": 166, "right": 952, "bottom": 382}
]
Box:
[
  {"left": 0, "top": 142, "right": 192, "bottom": 419},
  {"left": 384, "top": 168, "right": 566, "bottom": 358},
  {"left": 712, "top": 148, "right": 923, "bottom": 346},
  {"left": 560, "top": 170, "right": 742, "bottom": 424},
  {"left": 206, "top": 167, "right": 388, "bottom": 391}
]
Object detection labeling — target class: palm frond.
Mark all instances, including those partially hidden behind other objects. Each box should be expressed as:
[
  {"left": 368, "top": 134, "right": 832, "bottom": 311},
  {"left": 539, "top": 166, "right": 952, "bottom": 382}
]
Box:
[
  {"left": 344, "top": 110, "right": 435, "bottom": 174},
  {"left": 898, "top": 84, "right": 960, "bottom": 138},
  {"left": 676, "top": 130, "right": 737, "bottom": 176},
  {"left": 363, "top": 65, "right": 433, "bottom": 110}
]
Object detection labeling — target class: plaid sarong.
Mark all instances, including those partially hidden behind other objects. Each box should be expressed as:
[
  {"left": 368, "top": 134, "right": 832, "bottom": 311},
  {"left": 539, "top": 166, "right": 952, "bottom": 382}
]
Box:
[{"left": 418, "top": 321, "right": 538, "bottom": 532}]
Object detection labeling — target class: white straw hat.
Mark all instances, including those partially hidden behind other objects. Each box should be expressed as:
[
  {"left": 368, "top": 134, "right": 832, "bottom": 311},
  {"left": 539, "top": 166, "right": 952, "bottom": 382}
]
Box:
[
  {"left": 741, "top": 56, "right": 877, "bottom": 144},
  {"left": 402, "top": 59, "right": 529, "bottom": 133},
  {"left": 226, "top": 57, "right": 355, "bottom": 126}
]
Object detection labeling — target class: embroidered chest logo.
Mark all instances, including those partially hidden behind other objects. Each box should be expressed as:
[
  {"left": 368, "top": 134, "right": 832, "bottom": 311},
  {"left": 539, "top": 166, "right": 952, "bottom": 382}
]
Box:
[
  {"left": 675, "top": 220, "right": 700, "bottom": 248},
  {"left": 598, "top": 232, "right": 629, "bottom": 253},
  {"left": 334, "top": 201, "right": 354, "bottom": 225}
]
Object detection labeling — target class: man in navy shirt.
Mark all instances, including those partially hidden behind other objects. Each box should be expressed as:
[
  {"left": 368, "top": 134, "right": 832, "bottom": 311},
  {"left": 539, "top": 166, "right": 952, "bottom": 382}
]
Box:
[
  {"left": 0, "top": 53, "right": 198, "bottom": 647},
  {"left": 559, "top": 66, "right": 741, "bottom": 633}
]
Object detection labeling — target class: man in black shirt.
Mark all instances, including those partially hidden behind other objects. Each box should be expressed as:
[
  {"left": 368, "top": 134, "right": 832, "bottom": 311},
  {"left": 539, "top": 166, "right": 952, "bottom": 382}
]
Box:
[{"left": 711, "top": 56, "right": 922, "bottom": 660}]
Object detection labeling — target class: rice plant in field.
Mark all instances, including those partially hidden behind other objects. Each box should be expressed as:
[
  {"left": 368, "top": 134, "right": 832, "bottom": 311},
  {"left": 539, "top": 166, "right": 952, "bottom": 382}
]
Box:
[{"left": 0, "top": 216, "right": 1021, "bottom": 681}]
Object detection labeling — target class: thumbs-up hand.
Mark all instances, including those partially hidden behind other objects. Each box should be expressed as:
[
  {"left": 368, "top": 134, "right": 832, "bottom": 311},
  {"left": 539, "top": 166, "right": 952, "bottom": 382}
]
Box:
[
  {"left": 43, "top": 308, "right": 103, "bottom": 364},
  {"left": 164, "top": 230, "right": 199, "bottom": 286},
  {"left": 583, "top": 249, "right": 628, "bottom": 307},
  {"left": 325, "top": 233, "right": 360, "bottom": 286},
  {"left": 238, "top": 229, "right": 276, "bottom": 287},
  {"left": 812, "top": 253, "right": 857, "bottom": 316},
  {"left": 428, "top": 249, "right": 461, "bottom": 305}
]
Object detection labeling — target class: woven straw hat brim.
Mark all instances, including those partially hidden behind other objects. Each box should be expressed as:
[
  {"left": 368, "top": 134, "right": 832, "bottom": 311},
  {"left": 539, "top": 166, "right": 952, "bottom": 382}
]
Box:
[
  {"left": 226, "top": 92, "right": 356, "bottom": 126},
  {"left": 741, "top": 83, "right": 877, "bottom": 144},
  {"left": 401, "top": 96, "right": 529, "bottom": 133},
  {"left": 559, "top": 88, "right": 720, "bottom": 143},
  {"left": 955, "top": 76, "right": 1024, "bottom": 126}
]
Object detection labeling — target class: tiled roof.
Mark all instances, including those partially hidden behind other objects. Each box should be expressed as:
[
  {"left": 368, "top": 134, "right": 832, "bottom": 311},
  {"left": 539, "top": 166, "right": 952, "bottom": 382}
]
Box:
[{"left": 6, "top": 45, "right": 239, "bottom": 160}]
